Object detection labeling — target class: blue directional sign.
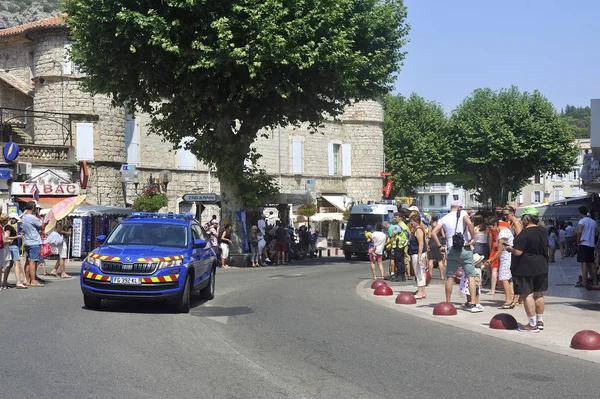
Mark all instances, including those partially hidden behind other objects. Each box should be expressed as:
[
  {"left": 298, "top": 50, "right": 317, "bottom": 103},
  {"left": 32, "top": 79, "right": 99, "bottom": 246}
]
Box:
[{"left": 3, "top": 142, "right": 19, "bottom": 161}]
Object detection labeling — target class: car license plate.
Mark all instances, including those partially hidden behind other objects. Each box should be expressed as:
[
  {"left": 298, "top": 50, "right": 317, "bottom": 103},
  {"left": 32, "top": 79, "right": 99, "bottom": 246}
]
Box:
[{"left": 111, "top": 277, "right": 141, "bottom": 285}]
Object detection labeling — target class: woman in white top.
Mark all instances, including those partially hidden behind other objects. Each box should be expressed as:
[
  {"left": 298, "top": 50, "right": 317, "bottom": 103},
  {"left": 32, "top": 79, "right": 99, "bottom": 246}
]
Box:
[
  {"left": 558, "top": 224, "right": 566, "bottom": 260},
  {"left": 484, "top": 216, "right": 515, "bottom": 309}
]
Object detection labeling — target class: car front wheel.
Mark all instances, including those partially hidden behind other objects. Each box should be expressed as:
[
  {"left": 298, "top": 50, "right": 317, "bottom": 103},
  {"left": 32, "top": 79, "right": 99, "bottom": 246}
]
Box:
[
  {"left": 199, "top": 267, "right": 215, "bottom": 300},
  {"left": 178, "top": 275, "right": 192, "bottom": 313}
]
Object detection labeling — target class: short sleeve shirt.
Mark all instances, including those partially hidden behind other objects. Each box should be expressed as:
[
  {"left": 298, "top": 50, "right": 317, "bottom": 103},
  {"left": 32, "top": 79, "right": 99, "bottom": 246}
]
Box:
[
  {"left": 578, "top": 217, "right": 597, "bottom": 247},
  {"left": 511, "top": 226, "right": 548, "bottom": 276},
  {"left": 22, "top": 213, "right": 42, "bottom": 246}
]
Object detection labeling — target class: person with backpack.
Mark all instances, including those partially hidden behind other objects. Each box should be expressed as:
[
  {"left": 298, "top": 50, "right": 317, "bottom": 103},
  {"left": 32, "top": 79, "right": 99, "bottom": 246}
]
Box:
[{"left": 430, "top": 200, "right": 479, "bottom": 312}]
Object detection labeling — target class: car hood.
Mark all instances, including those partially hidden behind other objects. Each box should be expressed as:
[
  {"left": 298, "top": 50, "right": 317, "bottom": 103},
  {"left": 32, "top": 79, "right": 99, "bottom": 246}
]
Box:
[{"left": 93, "top": 245, "right": 187, "bottom": 260}]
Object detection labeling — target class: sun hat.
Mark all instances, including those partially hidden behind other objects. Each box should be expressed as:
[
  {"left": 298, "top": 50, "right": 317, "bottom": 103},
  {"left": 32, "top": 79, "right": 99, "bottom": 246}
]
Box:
[
  {"left": 8, "top": 212, "right": 20, "bottom": 221},
  {"left": 473, "top": 253, "right": 484, "bottom": 264},
  {"left": 408, "top": 205, "right": 419, "bottom": 212},
  {"left": 451, "top": 200, "right": 464, "bottom": 207},
  {"left": 522, "top": 207, "right": 539, "bottom": 217},
  {"left": 251, "top": 225, "right": 258, "bottom": 231}
]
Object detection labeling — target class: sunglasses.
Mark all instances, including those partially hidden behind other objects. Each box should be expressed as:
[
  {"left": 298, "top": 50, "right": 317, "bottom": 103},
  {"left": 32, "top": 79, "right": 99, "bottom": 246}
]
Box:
[{"left": 502, "top": 213, "right": 510, "bottom": 216}]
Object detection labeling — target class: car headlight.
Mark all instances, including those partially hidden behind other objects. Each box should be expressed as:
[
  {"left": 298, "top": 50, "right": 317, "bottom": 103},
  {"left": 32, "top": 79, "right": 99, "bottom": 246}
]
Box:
[
  {"left": 158, "top": 259, "right": 183, "bottom": 269},
  {"left": 345, "top": 241, "right": 353, "bottom": 246},
  {"left": 86, "top": 255, "right": 101, "bottom": 267}
]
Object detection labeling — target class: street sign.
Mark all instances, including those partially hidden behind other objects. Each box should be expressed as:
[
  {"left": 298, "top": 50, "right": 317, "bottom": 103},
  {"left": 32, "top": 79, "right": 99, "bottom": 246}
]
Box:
[
  {"left": 182, "top": 193, "right": 218, "bottom": 202},
  {"left": 380, "top": 172, "right": 392, "bottom": 176},
  {"left": 3, "top": 142, "right": 19, "bottom": 161}
]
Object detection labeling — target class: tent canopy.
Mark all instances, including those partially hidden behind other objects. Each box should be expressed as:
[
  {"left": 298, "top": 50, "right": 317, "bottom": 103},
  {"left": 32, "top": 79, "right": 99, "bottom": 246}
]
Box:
[
  {"left": 69, "top": 205, "right": 133, "bottom": 217},
  {"left": 310, "top": 212, "right": 344, "bottom": 222}
]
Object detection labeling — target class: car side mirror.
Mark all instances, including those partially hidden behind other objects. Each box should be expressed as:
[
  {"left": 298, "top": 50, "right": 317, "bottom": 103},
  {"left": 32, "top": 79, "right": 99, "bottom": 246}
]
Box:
[
  {"left": 193, "top": 239, "right": 207, "bottom": 248},
  {"left": 96, "top": 235, "right": 106, "bottom": 243}
]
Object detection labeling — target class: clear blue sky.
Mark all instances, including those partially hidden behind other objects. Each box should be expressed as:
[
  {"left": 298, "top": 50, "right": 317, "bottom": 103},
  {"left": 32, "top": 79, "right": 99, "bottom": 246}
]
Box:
[{"left": 394, "top": 0, "right": 600, "bottom": 113}]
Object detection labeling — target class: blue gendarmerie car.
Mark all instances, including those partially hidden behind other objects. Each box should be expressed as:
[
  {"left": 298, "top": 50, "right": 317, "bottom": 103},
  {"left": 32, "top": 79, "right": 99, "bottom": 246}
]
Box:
[{"left": 80, "top": 212, "right": 217, "bottom": 313}]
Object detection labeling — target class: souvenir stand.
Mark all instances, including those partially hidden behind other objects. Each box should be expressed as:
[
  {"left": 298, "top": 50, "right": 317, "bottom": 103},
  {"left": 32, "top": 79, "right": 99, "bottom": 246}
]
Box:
[{"left": 68, "top": 205, "right": 132, "bottom": 259}]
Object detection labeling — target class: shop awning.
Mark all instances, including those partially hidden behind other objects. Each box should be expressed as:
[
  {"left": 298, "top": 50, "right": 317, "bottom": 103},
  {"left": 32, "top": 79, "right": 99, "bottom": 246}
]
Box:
[
  {"left": 310, "top": 213, "right": 344, "bottom": 222},
  {"left": 542, "top": 205, "right": 586, "bottom": 220},
  {"left": 14, "top": 196, "right": 79, "bottom": 210},
  {"left": 321, "top": 195, "right": 347, "bottom": 211},
  {"left": 0, "top": 168, "right": 11, "bottom": 180}
]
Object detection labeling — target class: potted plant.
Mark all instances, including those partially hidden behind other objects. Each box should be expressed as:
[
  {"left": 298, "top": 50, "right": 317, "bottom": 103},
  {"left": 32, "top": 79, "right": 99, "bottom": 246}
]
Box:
[
  {"left": 132, "top": 186, "right": 169, "bottom": 212},
  {"left": 297, "top": 203, "right": 317, "bottom": 217}
]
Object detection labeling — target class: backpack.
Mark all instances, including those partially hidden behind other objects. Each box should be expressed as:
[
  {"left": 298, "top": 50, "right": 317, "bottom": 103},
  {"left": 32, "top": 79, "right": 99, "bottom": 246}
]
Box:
[{"left": 452, "top": 211, "right": 465, "bottom": 250}]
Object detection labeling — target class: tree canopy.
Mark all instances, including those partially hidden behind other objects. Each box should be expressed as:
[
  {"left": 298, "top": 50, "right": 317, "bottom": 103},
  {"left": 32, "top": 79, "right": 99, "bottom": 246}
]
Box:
[
  {"left": 447, "top": 86, "right": 578, "bottom": 206},
  {"left": 63, "top": 0, "right": 410, "bottom": 248},
  {"left": 561, "top": 104, "right": 590, "bottom": 139},
  {"left": 383, "top": 93, "right": 449, "bottom": 195}
]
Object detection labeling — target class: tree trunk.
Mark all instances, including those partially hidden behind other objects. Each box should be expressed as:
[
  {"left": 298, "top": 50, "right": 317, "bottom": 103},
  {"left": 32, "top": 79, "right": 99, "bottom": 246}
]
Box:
[{"left": 219, "top": 178, "right": 245, "bottom": 254}]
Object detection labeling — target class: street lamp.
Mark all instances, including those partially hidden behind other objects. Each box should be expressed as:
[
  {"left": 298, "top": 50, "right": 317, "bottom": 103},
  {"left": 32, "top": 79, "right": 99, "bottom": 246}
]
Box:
[{"left": 159, "top": 170, "right": 172, "bottom": 192}]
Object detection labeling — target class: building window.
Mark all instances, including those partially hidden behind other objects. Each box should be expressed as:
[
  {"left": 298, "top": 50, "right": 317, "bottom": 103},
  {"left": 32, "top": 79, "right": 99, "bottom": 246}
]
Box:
[
  {"left": 440, "top": 194, "right": 447, "bottom": 206},
  {"left": 291, "top": 139, "right": 303, "bottom": 174},
  {"left": 532, "top": 191, "right": 541, "bottom": 203},
  {"left": 554, "top": 190, "right": 563, "bottom": 201},
  {"left": 534, "top": 173, "right": 541, "bottom": 184},
  {"left": 453, "top": 194, "right": 459, "bottom": 201},
  {"left": 75, "top": 122, "right": 94, "bottom": 161},
  {"left": 572, "top": 169, "right": 579, "bottom": 181},
  {"left": 428, "top": 195, "right": 435, "bottom": 206},
  {"left": 328, "top": 142, "right": 350, "bottom": 176},
  {"left": 177, "top": 137, "right": 197, "bottom": 169},
  {"left": 63, "top": 44, "right": 81, "bottom": 75}
]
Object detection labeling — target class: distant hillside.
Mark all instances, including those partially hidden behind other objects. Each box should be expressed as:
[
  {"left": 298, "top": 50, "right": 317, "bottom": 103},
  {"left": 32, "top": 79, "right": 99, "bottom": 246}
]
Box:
[{"left": 0, "top": 1, "right": 61, "bottom": 29}]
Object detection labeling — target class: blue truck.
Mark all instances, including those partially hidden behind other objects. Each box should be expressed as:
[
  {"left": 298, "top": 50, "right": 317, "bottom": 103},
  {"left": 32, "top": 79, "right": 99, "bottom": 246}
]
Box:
[{"left": 80, "top": 212, "right": 217, "bottom": 313}]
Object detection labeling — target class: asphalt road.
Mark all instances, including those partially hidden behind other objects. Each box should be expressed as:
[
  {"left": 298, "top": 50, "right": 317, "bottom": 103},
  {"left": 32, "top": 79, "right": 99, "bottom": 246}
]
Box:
[{"left": 1, "top": 260, "right": 598, "bottom": 399}]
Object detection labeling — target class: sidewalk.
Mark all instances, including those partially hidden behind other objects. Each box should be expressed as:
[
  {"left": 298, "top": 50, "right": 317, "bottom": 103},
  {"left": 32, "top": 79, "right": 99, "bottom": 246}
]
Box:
[{"left": 358, "top": 255, "right": 600, "bottom": 364}]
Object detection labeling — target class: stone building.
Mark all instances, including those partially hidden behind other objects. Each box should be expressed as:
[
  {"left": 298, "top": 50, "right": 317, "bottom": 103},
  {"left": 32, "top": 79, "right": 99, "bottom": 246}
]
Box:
[{"left": 0, "top": 16, "right": 384, "bottom": 222}]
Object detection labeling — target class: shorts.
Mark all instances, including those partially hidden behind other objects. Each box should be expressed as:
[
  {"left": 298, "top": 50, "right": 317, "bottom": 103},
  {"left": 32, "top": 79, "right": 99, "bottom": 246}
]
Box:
[
  {"left": 370, "top": 252, "right": 383, "bottom": 262},
  {"left": 220, "top": 243, "right": 230, "bottom": 259},
  {"left": 514, "top": 274, "right": 548, "bottom": 296},
  {"left": 9, "top": 245, "right": 20, "bottom": 262},
  {"left": 446, "top": 247, "right": 475, "bottom": 278},
  {"left": 25, "top": 245, "right": 41, "bottom": 262},
  {"left": 51, "top": 241, "right": 68, "bottom": 259},
  {"left": 276, "top": 242, "right": 286, "bottom": 252},
  {"left": 577, "top": 245, "right": 594, "bottom": 263}
]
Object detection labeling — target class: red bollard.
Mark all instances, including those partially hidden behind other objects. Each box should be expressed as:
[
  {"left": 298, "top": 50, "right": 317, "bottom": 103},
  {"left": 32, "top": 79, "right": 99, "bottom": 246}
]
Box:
[
  {"left": 327, "top": 248, "right": 331, "bottom": 256},
  {"left": 335, "top": 248, "right": 339, "bottom": 255}
]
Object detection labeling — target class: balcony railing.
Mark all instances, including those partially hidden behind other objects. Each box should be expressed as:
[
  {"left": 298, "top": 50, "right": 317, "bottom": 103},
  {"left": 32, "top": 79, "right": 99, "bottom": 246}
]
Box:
[{"left": 12, "top": 143, "right": 75, "bottom": 164}]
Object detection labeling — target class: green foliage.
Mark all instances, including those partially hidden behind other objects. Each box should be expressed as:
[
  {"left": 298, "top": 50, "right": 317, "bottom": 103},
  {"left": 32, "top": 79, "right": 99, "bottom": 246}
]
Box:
[
  {"left": 383, "top": 93, "right": 449, "bottom": 195},
  {"left": 63, "top": 0, "right": 409, "bottom": 195},
  {"left": 297, "top": 203, "right": 317, "bottom": 217},
  {"left": 561, "top": 104, "right": 590, "bottom": 139},
  {"left": 238, "top": 149, "right": 280, "bottom": 208},
  {"left": 0, "top": 1, "right": 61, "bottom": 27},
  {"left": 132, "top": 186, "right": 169, "bottom": 212},
  {"left": 448, "top": 86, "right": 578, "bottom": 206}
]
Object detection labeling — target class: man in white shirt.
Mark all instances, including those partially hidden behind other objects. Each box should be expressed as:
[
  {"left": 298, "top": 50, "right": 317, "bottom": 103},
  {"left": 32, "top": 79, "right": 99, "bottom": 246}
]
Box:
[
  {"left": 576, "top": 206, "right": 597, "bottom": 286},
  {"left": 257, "top": 215, "right": 266, "bottom": 235},
  {"left": 431, "top": 200, "right": 479, "bottom": 311}
]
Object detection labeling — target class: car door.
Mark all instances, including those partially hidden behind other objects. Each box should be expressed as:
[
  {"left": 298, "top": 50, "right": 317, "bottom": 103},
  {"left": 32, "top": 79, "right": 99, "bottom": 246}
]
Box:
[{"left": 191, "top": 223, "right": 212, "bottom": 288}]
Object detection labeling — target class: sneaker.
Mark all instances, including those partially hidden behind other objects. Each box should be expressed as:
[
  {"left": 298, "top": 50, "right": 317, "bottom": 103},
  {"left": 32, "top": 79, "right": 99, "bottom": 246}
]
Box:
[
  {"left": 536, "top": 321, "right": 544, "bottom": 330},
  {"left": 468, "top": 304, "right": 483, "bottom": 313},
  {"left": 518, "top": 323, "right": 540, "bottom": 333},
  {"left": 475, "top": 304, "right": 484, "bottom": 311}
]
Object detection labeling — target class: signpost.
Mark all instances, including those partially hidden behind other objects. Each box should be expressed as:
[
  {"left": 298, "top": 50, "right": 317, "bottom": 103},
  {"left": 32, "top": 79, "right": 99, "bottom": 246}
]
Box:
[
  {"left": 380, "top": 172, "right": 392, "bottom": 176},
  {"left": 182, "top": 193, "right": 218, "bottom": 203}
]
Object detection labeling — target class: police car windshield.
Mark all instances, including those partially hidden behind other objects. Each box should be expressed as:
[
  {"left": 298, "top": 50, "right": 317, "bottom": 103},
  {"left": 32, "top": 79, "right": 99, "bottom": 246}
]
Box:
[
  {"left": 105, "top": 223, "right": 188, "bottom": 248},
  {"left": 346, "top": 214, "right": 383, "bottom": 230}
]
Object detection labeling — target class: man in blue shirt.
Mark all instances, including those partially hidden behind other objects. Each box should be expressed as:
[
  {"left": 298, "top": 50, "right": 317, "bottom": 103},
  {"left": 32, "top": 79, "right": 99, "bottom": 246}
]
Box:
[{"left": 21, "top": 201, "right": 47, "bottom": 287}]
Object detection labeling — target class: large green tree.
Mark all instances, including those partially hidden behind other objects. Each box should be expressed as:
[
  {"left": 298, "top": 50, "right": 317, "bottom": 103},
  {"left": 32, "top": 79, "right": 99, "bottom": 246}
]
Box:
[
  {"left": 383, "top": 93, "right": 449, "bottom": 195},
  {"left": 63, "top": 0, "right": 409, "bottom": 251},
  {"left": 448, "top": 86, "right": 578, "bottom": 206}
]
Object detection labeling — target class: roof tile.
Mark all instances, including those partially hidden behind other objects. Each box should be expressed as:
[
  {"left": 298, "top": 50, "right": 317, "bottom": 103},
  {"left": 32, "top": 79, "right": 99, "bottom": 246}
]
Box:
[{"left": 0, "top": 15, "right": 67, "bottom": 38}]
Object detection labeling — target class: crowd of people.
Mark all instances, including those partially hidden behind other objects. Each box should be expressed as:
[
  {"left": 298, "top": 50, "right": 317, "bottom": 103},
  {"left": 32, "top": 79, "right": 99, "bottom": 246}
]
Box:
[
  {"left": 0, "top": 200, "right": 72, "bottom": 291},
  {"left": 203, "top": 213, "right": 319, "bottom": 268},
  {"left": 369, "top": 201, "right": 550, "bottom": 332}
]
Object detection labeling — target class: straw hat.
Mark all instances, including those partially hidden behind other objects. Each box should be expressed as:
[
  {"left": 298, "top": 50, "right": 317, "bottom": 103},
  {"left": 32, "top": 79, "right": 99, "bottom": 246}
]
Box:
[
  {"left": 251, "top": 225, "right": 258, "bottom": 231},
  {"left": 473, "top": 253, "right": 484, "bottom": 264}
]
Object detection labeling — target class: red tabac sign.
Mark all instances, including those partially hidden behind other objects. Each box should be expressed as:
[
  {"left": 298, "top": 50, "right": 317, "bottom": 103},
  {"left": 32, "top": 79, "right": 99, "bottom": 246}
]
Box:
[{"left": 11, "top": 183, "right": 80, "bottom": 196}]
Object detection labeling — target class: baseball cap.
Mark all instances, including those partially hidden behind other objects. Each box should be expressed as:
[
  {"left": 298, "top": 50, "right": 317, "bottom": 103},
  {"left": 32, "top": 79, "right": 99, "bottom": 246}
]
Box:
[
  {"left": 408, "top": 205, "right": 419, "bottom": 212},
  {"left": 522, "top": 206, "right": 539, "bottom": 217}
]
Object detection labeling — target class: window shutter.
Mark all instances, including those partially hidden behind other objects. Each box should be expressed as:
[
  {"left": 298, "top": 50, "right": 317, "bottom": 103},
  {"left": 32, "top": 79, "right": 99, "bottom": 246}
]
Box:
[
  {"left": 76, "top": 122, "right": 94, "bottom": 161},
  {"left": 63, "top": 44, "right": 72, "bottom": 75},
  {"left": 518, "top": 194, "right": 523, "bottom": 204},
  {"left": 530, "top": 191, "right": 535, "bottom": 203},
  {"left": 125, "top": 119, "right": 139, "bottom": 166},
  {"left": 328, "top": 143, "right": 335, "bottom": 175},
  {"left": 341, "top": 144, "right": 351, "bottom": 176},
  {"left": 292, "top": 140, "right": 303, "bottom": 174},
  {"left": 540, "top": 175, "right": 544, "bottom": 184},
  {"left": 177, "top": 137, "right": 197, "bottom": 169}
]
